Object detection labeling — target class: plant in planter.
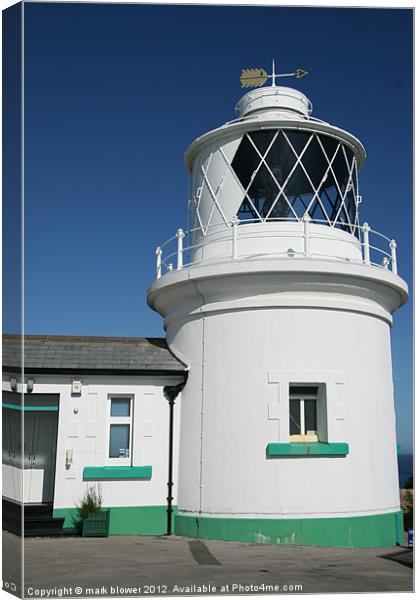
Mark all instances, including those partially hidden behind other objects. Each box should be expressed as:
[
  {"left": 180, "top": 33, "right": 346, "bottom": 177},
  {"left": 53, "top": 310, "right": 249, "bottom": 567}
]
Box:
[{"left": 76, "top": 483, "right": 110, "bottom": 537}]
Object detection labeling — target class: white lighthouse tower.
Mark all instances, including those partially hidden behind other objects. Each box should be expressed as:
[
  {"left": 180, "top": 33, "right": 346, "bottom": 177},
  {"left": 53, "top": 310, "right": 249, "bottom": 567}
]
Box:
[{"left": 147, "top": 64, "right": 408, "bottom": 547}]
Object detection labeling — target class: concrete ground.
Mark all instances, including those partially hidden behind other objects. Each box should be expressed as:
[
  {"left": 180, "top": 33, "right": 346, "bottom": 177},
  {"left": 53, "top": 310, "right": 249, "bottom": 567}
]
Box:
[{"left": 2, "top": 531, "right": 413, "bottom": 598}]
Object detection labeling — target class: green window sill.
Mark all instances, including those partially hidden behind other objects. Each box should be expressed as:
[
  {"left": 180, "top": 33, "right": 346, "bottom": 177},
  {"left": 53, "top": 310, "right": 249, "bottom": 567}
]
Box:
[
  {"left": 3, "top": 403, "right": 58, "bottom": 411},
  {"left": 83, "top": 466, "right": 152, "bottom": 480},
  {"left": 267, "top": 442, "right": 349, "bottom": 457}
]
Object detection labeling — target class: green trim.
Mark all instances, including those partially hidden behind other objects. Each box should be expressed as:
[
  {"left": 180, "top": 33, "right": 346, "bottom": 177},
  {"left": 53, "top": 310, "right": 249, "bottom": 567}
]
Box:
[
  {"left": 267, "top": 442, "right": 349, "bottom": 457},
  {"left": 175, "top": 511, "right": 402, "bottom": 548},
  {"left": 53, "top": 505, "right": 177, "bottom": 535},
  {"left": 83, "top": 466, "right": 152, "bottom": 480},
  {"left": 2, "top": 403, "right": 59, "bottom": 412},
  {"left": 396, "top": 443, "right": 402, "bottom": 455}
]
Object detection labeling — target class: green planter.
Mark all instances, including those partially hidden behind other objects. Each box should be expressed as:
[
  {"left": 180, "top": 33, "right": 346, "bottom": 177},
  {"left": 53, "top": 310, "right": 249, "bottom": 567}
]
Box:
[{"left": 82, "top": 510, "right": 110, "bottom": 537}]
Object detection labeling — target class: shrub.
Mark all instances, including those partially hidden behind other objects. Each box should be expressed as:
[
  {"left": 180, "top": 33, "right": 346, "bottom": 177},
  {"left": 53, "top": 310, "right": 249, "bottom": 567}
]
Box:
[{"left": 76, "top": 483, "right": 103, "bottom": 519}]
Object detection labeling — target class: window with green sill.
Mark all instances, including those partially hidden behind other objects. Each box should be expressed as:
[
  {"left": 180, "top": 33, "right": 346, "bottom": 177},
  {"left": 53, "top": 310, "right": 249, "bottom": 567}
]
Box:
[
  {"left": 289, "top": 384, "right": 327, "bottom": 443},
  {"left": 108, "top": 396, "right": 133, "bottom": 465}
]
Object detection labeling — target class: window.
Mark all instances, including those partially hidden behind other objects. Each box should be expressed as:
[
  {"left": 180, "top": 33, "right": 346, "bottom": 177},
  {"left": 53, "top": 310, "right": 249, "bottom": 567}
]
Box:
[
  {"left": 289, "top": 385, "right": 319, "bottom": 442},
  {"left": 108, "top": 396, "right": 133, "bottom": 464},
  {"left": 231, "top": 129, "right": 358, "bottom": 232}
]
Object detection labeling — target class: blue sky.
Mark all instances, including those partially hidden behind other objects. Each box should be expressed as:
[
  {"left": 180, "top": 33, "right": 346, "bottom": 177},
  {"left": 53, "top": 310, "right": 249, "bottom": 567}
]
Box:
[{"left": 15, "top": 4, "right": 414, "bottom": 450}]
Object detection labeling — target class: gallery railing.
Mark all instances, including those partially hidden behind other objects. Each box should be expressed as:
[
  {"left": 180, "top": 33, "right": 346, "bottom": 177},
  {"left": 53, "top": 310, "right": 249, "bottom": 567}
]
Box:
[{"left": 154, "top": 217, "right": 398, "bottom": 280}]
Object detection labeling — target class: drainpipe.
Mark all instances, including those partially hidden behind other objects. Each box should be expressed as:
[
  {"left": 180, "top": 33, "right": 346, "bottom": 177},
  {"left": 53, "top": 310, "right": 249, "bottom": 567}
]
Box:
[{"left": 163, "top": 380, "right": 186, "bottom": 535}]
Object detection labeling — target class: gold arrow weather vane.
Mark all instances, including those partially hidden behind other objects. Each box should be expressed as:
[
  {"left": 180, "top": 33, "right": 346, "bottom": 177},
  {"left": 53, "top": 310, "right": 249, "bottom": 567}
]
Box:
[
  {"left": 240, "top": 68, "right": 268, "bottom": 88},
  {"left": 295, "top": 69, "right": 309, "bottom": 79},
  {"left": 240, "top": 60, "right": 309, "bottom": 88}
]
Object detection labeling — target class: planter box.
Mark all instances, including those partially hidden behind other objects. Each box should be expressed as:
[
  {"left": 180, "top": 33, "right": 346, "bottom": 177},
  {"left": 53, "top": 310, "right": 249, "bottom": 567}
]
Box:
[{"left": 82, "top": 510, "right": 110, "bottom": 537}]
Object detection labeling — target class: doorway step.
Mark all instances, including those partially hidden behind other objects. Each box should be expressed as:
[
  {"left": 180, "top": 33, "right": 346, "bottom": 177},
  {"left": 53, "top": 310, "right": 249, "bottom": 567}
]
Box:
[{"left": 2, "top": 498, "right": 78, "bottom": 537}]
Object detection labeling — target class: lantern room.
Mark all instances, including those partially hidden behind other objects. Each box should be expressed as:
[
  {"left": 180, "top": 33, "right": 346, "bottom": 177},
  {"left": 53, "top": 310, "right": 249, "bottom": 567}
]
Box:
[
  {"left": 186, "top": 85, "right": 365, "bottom": 233},
  {"left": 180, "top": 85, "right": 366, "bottom": 267}
]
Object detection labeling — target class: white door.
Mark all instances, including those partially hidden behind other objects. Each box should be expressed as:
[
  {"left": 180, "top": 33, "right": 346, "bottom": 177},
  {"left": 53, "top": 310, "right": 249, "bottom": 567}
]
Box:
[
  {"left": 23, "top": 412, "right": 58, "bottom": 504},
  {"left": 2, "top": 409, "right": 23, "bottom": 503}
]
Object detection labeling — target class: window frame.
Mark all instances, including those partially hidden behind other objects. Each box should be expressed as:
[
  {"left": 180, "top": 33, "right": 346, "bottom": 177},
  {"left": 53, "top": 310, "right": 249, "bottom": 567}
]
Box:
[
  {"left": 107, "top": 395, "right": 134, "bottom": 465},
  {"left": 289, "top": 385, "right": 319, "bottom": 442}
]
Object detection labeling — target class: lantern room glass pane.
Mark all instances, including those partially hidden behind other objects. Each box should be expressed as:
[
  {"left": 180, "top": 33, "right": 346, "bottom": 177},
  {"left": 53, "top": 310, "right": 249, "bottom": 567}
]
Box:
[
  {"left": 247, "top": 163, "right": 279, "bottom": 217},
  {"left": 346, "top": 193, "right": 357, "bottom": 225},
  {"left": 232, "top": 128, "right": 357, "bottom": 230},
  {"left": 283, "top": 162, "right": 311, "bottom": 199},
  {"left": 284, "top": 130, "right": 311, "bottom": 155},
  {"left": 300, "top": 137, "right": 329, "bottom": 190},
  {"left": 317, "top": 134, "right": 340, "bottom": 161},
  {"left": 265, "top": 133, "right": 296, "bottom": 183},
  {"left": 231, "top": 134, "right": 262, "bottom": 190},
  {"left": 331, "top": 148, "right": 349, "bottom": 192},
  {"left": 309, "top": 199, "right": 329, "bottom": 222},
  {"left": 237, "top": 198, "right": 260, "bottom": 220},
  {"left": 251, "top": 130, "right": 276, "bottom": 154}
]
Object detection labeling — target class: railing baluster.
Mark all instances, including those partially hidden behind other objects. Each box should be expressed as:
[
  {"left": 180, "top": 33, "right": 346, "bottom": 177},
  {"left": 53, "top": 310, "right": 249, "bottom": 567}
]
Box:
[
  {"left": 390, "top": 240, "right": 398, "bottom": 275},
  {"left": 363, "top": 222, "right": 371, "bottom": 265},
  {"left": 156, "top": 246, "right": 162, "bottom": 279},
  {"left": 177, "top": 228, "right": 184, "bottom": 270}
]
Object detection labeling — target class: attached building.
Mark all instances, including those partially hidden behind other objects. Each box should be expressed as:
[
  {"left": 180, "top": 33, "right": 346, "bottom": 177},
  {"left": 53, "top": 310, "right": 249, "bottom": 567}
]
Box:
[{"left": 2, "top": 334, "right": 186, "bottom": 536}]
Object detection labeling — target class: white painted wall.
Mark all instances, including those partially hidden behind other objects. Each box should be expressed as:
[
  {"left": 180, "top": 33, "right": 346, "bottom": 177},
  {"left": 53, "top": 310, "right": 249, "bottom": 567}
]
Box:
[
  {"left": 148, "top": 257, "right": 407, "bottom": 521},
  {"left": 172, "top": 308, "right": 399, "bottom": 518},
  {"left": 2, "top": 374, "right": 183, "bottom": 511}
]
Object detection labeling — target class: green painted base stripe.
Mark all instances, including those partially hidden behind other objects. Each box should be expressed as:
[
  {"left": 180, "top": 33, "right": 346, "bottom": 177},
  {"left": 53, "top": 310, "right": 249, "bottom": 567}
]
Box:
[
  {"left": 83, "top": 466, "right": 152, "bottom": 480},
  {"left": 175, "top": 511, "right": 401, "bottom": 548},
  {"left": 53, "top": 505, "right": 177, "bottom": 535},
  {"left": 267, "top": 442, "right": 349, "bottom": 456},
  {"left": 2, "top": 403, "right": 59, "bottom": 411}
]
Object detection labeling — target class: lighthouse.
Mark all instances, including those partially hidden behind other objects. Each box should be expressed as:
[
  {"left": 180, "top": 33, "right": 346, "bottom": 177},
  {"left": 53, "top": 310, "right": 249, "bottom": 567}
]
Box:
[{"left": 147, "top": 64, "right": 408, "bottom": 547}]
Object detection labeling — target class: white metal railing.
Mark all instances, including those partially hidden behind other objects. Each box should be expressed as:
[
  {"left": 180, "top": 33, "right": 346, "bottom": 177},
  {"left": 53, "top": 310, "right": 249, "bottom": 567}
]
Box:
[{"left": 154, "top": 217, "right": 398, "bottom": 280}]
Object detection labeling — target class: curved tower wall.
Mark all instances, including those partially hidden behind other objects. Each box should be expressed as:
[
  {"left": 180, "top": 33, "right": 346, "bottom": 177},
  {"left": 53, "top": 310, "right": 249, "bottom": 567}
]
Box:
[{"left": 148, "top": 85, "right": 408, "bottom": 547}]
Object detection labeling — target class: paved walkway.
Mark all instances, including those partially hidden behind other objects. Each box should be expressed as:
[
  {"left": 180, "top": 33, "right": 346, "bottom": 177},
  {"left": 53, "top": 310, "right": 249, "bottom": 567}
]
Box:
[{"left": 2, "top": 531, "right": 413, "bottom": 598}]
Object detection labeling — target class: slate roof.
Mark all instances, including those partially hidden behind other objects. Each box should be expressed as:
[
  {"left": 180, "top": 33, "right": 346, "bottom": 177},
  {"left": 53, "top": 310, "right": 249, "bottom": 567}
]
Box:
[{"left": 2, "top": 334, "right": 186, "bottom": 374}]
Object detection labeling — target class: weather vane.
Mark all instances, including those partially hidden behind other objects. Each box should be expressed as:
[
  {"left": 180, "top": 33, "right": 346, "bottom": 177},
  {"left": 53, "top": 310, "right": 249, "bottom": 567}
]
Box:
[{"left": 240, "top": 59, "right": 309, "bottom": 89}]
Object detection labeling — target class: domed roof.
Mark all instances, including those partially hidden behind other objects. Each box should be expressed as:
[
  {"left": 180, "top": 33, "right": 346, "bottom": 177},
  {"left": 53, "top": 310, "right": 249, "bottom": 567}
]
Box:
[{"left": 235, "top": 86, "right": 312, "bottom": 119}]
